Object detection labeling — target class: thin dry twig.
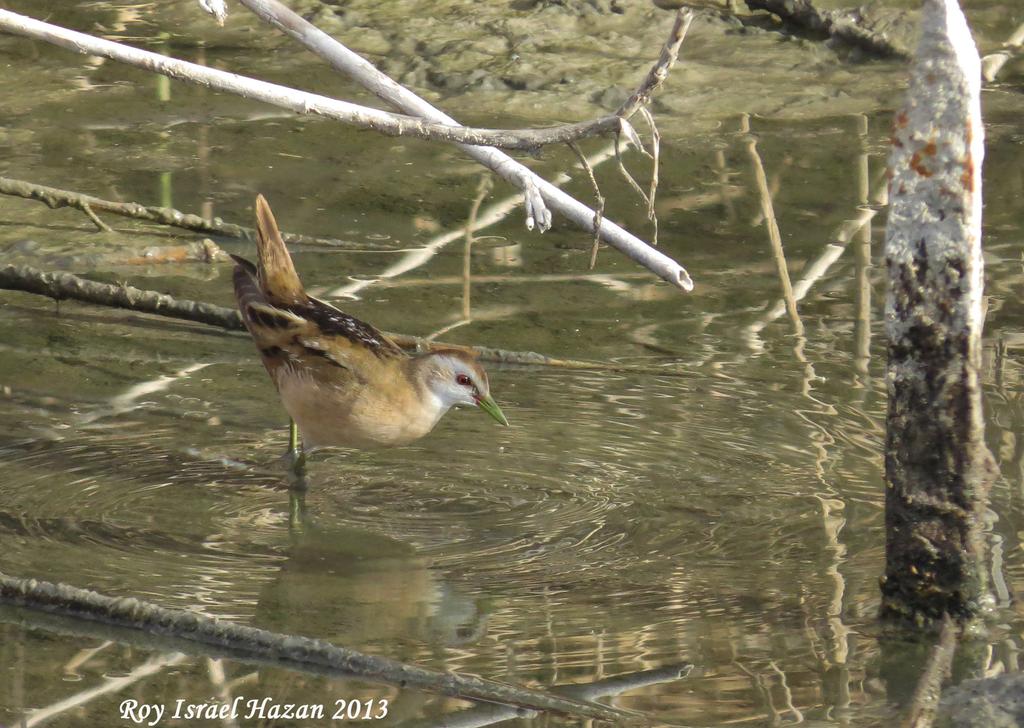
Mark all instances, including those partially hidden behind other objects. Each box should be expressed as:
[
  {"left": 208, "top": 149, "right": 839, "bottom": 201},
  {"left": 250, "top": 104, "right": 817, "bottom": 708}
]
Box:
[
  {"left": 605, "top": 10, "right": 693, "bottom": 248},
  {"left": 568, "top": 141, "right": 606, "bottom": 269},
  {"left": 615, "top": 133, "right": 652, "bottom": 206},
  {"left": 747, "top": 176, "right": 885, "bottom": 339},
  {"left": 640, "top": 108, "right": 662, "bottom": 246},
  {"left": 425, "top": 172, "right": 498, "bottom": 338},
  {"left": 79, "top": 202, "right": 113, "bottom": 232},
  {"left": 616, "top": 9, "right": 695, "bottom": 117}
]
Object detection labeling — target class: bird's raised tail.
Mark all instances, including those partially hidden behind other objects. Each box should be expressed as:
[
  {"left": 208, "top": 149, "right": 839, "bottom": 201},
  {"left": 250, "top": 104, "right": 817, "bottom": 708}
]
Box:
[{"left": 253, "top": 193, "right": 305, "bottom": 306}]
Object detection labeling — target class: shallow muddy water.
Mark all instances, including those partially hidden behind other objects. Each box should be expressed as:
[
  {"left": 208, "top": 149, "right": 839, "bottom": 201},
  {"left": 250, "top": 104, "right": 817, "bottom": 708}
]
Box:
[{"left": 1, "top": 1, "right": 1024, "bottom": 726}]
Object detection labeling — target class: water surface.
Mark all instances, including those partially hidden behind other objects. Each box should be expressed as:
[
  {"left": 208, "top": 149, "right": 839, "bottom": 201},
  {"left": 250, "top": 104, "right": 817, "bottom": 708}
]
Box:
[{"left": 1, "top": 1, "right": 1024, "bottom": 726}]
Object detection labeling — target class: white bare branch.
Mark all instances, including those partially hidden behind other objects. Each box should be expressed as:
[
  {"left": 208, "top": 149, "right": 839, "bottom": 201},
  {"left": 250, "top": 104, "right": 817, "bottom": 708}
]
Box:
[{"left": 0, "top": 6, "right": 695, "bottom": 291}]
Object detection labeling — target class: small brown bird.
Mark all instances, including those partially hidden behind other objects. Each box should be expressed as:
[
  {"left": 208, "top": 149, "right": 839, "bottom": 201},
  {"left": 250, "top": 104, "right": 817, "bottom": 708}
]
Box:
[{"left": 232, "top": 195, "right": 508, "bottom": 456}]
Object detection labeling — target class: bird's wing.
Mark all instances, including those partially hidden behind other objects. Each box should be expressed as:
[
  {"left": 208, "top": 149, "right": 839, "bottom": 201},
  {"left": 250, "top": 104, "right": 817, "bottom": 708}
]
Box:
[
  {"left": 302, "top": 295, "right": 404, "bottom": 358},
  {"left": 232, "top": 255, "right": 403, "bottom": 379}
]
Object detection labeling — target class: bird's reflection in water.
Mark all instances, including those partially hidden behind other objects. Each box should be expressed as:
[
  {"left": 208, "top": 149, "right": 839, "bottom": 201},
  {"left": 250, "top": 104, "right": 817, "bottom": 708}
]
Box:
[{"left": 257, "top": 488, "right": 487, "bottom": 653}]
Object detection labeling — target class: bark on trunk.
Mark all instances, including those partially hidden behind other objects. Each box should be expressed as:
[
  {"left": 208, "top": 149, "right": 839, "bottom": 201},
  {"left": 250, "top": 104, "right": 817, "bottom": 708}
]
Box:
[{"left": 880, "top": 0, "right": 995, "bottom": 629}]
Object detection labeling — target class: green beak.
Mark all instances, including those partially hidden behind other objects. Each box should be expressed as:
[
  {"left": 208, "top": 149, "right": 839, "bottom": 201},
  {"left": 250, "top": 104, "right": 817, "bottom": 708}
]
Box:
[{"left": 476, "top": 394, "right": 509, "bottom": 426}]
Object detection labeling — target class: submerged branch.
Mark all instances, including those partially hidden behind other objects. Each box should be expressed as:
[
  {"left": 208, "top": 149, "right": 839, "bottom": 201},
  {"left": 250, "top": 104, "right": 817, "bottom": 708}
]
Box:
[
  {"left": 0, "top": 572, "right": 636, "bottom": 723},
  {"left": 903, "top": 616, "right": 958, "bottom": 728},
  {"left": 0, "top": 176, "right": 354, "bottom": 248},
  {"left": 0, "top": 264, "right": 242, "bottom": 330},
  {"left": 395, "top": 664, "right": 694, "bottom": 728},
  {"left": 745, "top": 0, "right": 912, "bottom": 60},
  {"left": 0, "top": 264, "right": 691, "bottom": 376}
]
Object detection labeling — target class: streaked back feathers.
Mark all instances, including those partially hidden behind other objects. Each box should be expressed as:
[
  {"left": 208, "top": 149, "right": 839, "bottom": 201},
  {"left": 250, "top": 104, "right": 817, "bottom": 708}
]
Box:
[{"left": 231, "top": 195, "right": 403, "bottom": 363}]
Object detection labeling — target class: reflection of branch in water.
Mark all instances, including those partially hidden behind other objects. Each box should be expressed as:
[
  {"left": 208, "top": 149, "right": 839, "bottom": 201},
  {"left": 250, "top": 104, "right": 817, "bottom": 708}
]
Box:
[
  {"left": 904, "top": 616, "right": 957, "bottom": 728},
  {"left": 981, "top": 22, "right": 1024, "bottom": 83},
  {"left": 734, "top": 660, "right": 782, "bottom": 725},
  {"left": 63, "top": 639, "right": 114, "bottom": 678},
  {"left": 744, "top": 166, "right": 888, "bottom": 351},
  {"left": 394, "top": 664, "right": 693, "bottom": 728},
  {"left": 767, "top": 660, "right": 804, "bottom": 723},
  {"left": 464, "top": 175, "right": 491, "bottom": 319},
  {"left": 323, "top": 142, "right": 624, "bottom": 300},
  {"left": 713, "top": 146, "right": 739, "bottom": 223},
  {"left": 103, "top": 362, "right": 213, "bottom": 418},
  {"left": 659, "top": 185, "right": 745, "bottom": 216},
  {"left": 423, "top": 174, "right": 493, "bottom": 343},
  {"left": 20, "top": 650, "right": 188, "bottom": 727},
  {"left": 742, "top": 119, "right": 858, "bottom": 710},
  {"left": 206, "top": 658, "right": 241, "bottom": 728},
  {"left": 853, "top": 114, "right": 874, "bottom": 387},
  {"left": 817, "top": 492, "right": 851, "bottom": 686},
  {"left": 744, "top": 0, "right": 912, "bottom": 60},
  {"left": 740, "top": 114, "right": 805, "bottom": 352},
  {"left": 0, "top": 575, "right": 635, "bottom": 724}
]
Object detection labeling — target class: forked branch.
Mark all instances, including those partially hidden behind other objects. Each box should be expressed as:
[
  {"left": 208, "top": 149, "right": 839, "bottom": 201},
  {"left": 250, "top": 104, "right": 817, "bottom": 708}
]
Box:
[{"left": 0, "top": 7, "right": 695, "bottom": 291}]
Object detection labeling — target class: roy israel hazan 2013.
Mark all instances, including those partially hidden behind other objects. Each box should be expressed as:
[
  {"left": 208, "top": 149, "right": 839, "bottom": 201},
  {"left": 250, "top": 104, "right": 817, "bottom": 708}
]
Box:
[{"left": 119, "top": 696, "right": 389, "bottom": 724}]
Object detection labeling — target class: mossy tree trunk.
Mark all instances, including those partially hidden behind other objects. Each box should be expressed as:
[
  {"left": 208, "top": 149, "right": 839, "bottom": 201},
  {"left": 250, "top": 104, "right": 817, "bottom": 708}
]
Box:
[{"left": 879, "top": 0, "right": 996, "bottom": 629}]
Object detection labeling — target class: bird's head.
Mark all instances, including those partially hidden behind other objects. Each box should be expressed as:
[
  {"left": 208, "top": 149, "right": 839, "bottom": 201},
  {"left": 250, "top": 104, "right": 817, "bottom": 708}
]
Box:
[{"left": 414, "top": 349, "right": 509, "bottom": 426}]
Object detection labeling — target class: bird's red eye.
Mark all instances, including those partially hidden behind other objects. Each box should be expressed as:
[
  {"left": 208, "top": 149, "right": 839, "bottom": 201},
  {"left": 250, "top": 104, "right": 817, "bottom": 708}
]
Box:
[{"left": 456, "top": 373, "right": 472, "bottom": 386}]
